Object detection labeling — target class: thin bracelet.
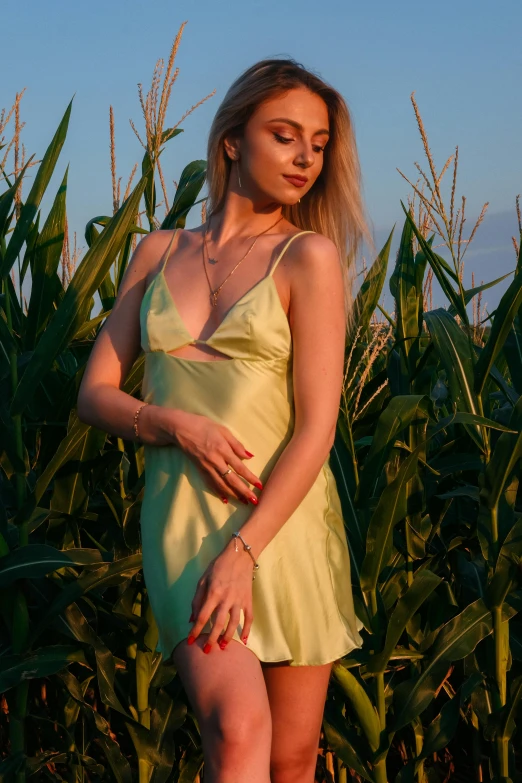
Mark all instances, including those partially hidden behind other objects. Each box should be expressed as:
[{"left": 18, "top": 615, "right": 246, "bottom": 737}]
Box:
[
  {"left": 232, "top": 531, "right": 260, "bottom": 580},
  {"left": 133, "top": 402, "right": 149, "bottom": 441}
]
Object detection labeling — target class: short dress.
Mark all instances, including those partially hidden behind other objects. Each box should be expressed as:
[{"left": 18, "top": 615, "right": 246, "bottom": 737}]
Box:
[{"left": 139, "top": 227, "right": 364, "bottom": 666}]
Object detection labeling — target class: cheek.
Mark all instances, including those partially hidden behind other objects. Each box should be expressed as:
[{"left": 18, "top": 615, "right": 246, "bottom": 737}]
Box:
[{"left": 248, "top": 136, "right": 288, "bottom": 174}]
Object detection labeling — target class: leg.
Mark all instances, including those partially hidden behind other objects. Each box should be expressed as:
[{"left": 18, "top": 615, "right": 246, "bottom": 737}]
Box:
[
  {"left": 262, "top": 660, "right": 334, "bottom": 783},
  {"left": 171, "top": 633, "right": 272, "bottom": 783}
]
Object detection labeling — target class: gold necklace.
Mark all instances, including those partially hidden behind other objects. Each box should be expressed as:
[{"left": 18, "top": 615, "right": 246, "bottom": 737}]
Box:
[{"left": 202, "top": 214, "right": 284, "bottom": 308}]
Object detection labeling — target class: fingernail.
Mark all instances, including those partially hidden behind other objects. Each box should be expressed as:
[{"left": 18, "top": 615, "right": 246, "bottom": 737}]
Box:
[
  {"left": 189, "top": 612, "right": 195, "bottom": 622},
  {"left": 187, "top": 635, "right": 195, "bottom": 645},
  {"left": 242, "top": 637, "right": 248, "bottom": 645},
  {"left": 254, "top": 481, "right": 263, "bottom": 490},
  {"left": 221, "top": 496, "right": 228, "bottom": 504},
  {"left": 219, "top": 640, "right": 227, "bottom": 650},
  {"left": 203, "top": 643, "right": 212, "bottom": 654},
  {"left": 250, "top": 496, "right": 258, "bottom": 505},
  {"left": 245, "top": 451, "right": 254, "bottom": 457}
]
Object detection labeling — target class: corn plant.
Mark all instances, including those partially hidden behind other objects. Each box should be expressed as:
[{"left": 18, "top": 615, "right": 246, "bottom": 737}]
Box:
[{"left": 325, "top": 99, "right": 522, "bottom": 782}]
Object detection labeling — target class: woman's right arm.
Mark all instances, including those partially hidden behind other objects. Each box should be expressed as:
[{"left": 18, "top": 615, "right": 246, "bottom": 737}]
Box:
[
  {"left": 76, "top": 231, "right": 174, "bottom": 445},
  {"left": 76, "top": 230, "right": 262, "bottom": 503}
]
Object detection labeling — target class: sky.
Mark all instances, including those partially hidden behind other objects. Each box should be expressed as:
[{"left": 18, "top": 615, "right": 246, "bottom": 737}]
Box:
[{"left": 1, "top": 0, "right": 521, "bottom": 310}]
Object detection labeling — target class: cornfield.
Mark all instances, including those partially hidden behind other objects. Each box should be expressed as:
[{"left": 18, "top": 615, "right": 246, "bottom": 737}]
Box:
[{"left": 1, "top": 26, "right": 522, "bottom": 783}]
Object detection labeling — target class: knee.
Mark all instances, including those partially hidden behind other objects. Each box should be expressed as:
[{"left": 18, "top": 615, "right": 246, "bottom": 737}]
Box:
[
  {"left": 207, "top": 704, "right": 271, "bottom": 754},
  {"left": 270, "top": 743, "right": 318, "bottom": 783}
]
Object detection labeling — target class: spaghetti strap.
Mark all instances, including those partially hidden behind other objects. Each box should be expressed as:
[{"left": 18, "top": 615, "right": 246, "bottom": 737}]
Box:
[
  {"left": 160, "top": 227, "right": 180, "bottom": 272},
  {"left": 268, "top": 230, "right": 315, "bottom": 277}
]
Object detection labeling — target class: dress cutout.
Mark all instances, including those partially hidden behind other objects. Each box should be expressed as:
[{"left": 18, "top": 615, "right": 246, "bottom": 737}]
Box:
[{"left": 139, "top": 228, "right": 364, "bottom": 666}]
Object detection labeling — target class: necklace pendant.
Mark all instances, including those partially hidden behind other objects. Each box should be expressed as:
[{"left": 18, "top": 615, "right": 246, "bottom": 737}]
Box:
[{"left": 210, "top": 291, "right": 219, "bottom": 307}]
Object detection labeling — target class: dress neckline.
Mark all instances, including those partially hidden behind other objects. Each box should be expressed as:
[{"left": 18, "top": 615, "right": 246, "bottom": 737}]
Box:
[
  {"left": 159, "top": 270, "right": 277, "bottom": 344},
  {"left": 142, "top": 228, "right": 315, "bottom": 345}
]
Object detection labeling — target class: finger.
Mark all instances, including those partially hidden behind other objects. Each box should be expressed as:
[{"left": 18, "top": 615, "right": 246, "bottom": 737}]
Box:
[
  {"left": 189, "top": 577, "right": 209, "bottom": 630},
  {"left": 190, "top": 589, "right": 221, "bottom": 643},
  {"left": 194, "top": 461, "right": 242, "bottom": 502},
  {"left": 241, "top": 605, "right": 254, "bottom": 645},
  {"left": 220, "top": 434, "right": 262, "bottom": 488},
  {"left": 204, "top": 604, "right": 231, "bottom": 651},
  {"left": 211, "top": 458, "right": 260, "bottom": 504},
  {"left": 225, "top": 451, "right": 263, "bottom": 490},
  {"left": 219, "top": 604, "right": 242, "bottom": 649},
  {"left": 223, "top": 431, "right": 255, "bottom": 462},
  {"left": 208, "top": 463, "right": 256, "bottom": 504}
]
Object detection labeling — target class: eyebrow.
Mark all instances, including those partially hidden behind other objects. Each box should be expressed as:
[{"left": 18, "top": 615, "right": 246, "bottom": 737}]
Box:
[{"left": 267, "top": 117, "right": 330, "bottom": 136}]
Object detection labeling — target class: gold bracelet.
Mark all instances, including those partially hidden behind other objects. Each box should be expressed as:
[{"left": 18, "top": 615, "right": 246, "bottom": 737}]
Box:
[
  {"left": 133, "top": 402, "right": 149, "bottom": 441},
  {"left": 232, "top": 531, "right": 260, "bottom": 580}
]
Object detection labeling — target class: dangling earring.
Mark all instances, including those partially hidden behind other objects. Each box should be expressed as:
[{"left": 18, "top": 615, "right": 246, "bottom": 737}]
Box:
[
  {"left": 236, "top": 159, "right": 242, "bottom": 189},
  {"left": 298, "top": 198, "right": 301, "bottom": 203}
]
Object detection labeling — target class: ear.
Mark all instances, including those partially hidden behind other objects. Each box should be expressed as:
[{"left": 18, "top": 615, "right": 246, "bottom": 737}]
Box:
[{"left": 223, "top": 134, "right": 241, "bottom": 162}]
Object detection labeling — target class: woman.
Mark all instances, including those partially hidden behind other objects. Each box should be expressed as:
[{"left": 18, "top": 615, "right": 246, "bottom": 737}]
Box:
[{"left": 78, "top": 57, "right": 373, "bottom": 783}]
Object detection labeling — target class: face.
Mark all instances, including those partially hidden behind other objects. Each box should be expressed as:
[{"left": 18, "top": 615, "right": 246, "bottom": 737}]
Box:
[{"left": 225, "top": 86, "right": 330, "bottom": 207}]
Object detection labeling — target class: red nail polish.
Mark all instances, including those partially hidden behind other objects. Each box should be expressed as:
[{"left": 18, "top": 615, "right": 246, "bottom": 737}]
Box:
[
  {"left": 242, "top": 636, "right": 248, "bottom": 645},
  {"left": 187, "top": 634, "right": 195, "bottom": 645},
  {"left": 254, "top": 482, "right": 263, "bottom": 490},
  {"left": 219, "top": 640, "right": 227, "bottom": 649},
  {"left": 189, "top": 612, "right": 194, "bottom": 622},
  {"left": 221, "top": 497, "right": 228, "bottom": 503},
  {"left": 203, "top": 643, "right": 212, "bottom": 654},
  {"left": 250, "top": 497, "right": 258, "bottom": 505},
  {"left": 245, "top": 451, "right": 254, "bottom": 457}
]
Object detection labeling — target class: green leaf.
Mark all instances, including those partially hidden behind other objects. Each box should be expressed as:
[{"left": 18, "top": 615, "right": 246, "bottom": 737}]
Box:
[
  {"left": 366, "top": 570, "right": 442, "bottom": 674},
  {"left": 25, "top": 167, "right": 69, "bottom": 348},
  {"left": 447, "top": 270, "right": 514, "bottom": 318},
  {"left": 349, "top": 226, "right": 393, "bottom": 346},
  {"left": 0, "top": 99, "right": 72, "bottom": 278},
  {"left": 10, "top": 168, "right": 149, "bottom": 415},
  {"left": 323, "top": 714, "right": 372, "bottom": 781},
  {"left": 360, "top": 444, "right": 422, "bottom": 592},
  {"left": 357, "top": 395, "right": 432, "bottom": 503},
  {"left": 331, "top": 663, "right": 381, "bottom": 753},
  {"left": 162, "top": 159, "right": 207, "bottom": 230},
  {"left": 479, "top": 394, "right": 522, "bottom": 512},
  {"left": 0, "top": 645, "right": 88, "bottom": 692},
  {"left": 0, "top": 544, "right": 106, "bottom": 589},
  {"left": 424, "top": 309, "right": 483, "bottom": 451},
  {"left": 400, "top": 201, "right": 466, "bottom": 321},
  {"left": 391, "top": 598, "right": 503, "bottom": 730},
  {"left": 29, "top": 554, "right": 142, "bottom": 644},
  {"left": 474, "top": 240, "right": 522, "bottom": 395}
]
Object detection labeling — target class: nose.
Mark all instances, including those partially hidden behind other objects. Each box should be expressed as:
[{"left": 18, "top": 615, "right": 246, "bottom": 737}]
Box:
[{"left": 294, "top": 140, "right": 315, "bottom": 168}]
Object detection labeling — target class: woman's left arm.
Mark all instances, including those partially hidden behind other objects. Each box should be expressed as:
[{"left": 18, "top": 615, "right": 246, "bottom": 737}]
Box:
[{"left": 237, "top": 232, "right": 348, "bottom": 557}]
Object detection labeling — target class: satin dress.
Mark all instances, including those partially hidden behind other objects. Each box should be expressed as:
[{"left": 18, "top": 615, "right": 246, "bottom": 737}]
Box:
[{"left": 139, "top": 228, "right": 364, "bottom": 666}]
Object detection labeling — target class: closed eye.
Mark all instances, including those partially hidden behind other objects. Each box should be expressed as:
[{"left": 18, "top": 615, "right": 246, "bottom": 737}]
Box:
[{"left": 273, "top": 132, "right": 325, "bottom": 153}]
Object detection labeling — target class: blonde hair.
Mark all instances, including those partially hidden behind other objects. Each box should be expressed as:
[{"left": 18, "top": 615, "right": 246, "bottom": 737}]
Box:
[{"left": 205, "top": 57, "right": 375, "bottom": 321}]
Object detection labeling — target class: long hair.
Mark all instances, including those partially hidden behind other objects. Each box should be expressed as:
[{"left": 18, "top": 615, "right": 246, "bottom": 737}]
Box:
[{"left": 205, "top": 57, "right": 375, "bottom": 322}]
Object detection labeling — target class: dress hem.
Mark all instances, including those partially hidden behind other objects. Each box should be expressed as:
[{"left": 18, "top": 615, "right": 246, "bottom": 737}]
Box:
[{"left": 159, "top": 634, "right": 363, "bottom": 668}]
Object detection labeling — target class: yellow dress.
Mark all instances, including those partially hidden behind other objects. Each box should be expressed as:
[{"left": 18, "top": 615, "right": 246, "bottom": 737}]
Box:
[{"left": 139, "top": 228, "right": 364, "bottom": 666}]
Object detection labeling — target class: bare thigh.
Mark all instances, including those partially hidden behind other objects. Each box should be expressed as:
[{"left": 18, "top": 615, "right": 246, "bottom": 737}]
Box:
[
  {"left": 262, "top": 660, "right": 334, "bottom": 783},
  {"left": 171, "top": 633, "right": 272, "bottom": 783}
]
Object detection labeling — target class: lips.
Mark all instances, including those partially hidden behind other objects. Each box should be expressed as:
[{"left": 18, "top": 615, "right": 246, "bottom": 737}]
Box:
[{"left": 283, "top": 174, "right": 307, "bottom": 188}]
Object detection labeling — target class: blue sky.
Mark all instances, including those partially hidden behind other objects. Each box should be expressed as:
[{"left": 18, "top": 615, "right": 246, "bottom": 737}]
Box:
[{"left": 1, "top": 0, "right": 521, "bottom": 309}]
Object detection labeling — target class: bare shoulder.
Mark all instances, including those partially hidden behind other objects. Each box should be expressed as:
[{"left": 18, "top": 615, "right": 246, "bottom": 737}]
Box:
[
  {"left": 133, "top": 227, "right": 185, "bottom": 286},
  {"left": 286, "top": 231, "right": 343, "bottom": 291}
]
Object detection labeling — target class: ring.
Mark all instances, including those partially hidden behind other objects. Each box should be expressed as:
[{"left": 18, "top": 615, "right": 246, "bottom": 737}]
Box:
[{"left": 220, "top": 467, "right": 232, "bottom": 478}]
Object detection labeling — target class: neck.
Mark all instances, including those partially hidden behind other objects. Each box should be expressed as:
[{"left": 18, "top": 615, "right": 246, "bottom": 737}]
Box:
[{"left": 207, "top": 191, "right": 284, "bottom": 246}]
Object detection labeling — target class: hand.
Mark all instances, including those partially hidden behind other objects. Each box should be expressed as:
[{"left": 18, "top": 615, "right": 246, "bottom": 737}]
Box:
[
  {"left": 161, "top": 408, "right": 263, "bottom": 504},
  {"left": 188, "top": 538, "right": 255, "bottom": 653}
]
